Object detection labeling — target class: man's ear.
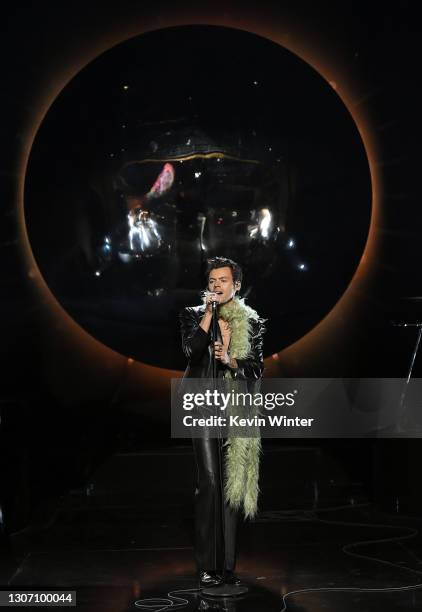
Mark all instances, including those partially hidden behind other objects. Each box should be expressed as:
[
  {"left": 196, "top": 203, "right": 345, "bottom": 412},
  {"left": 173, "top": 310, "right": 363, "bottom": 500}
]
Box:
[{"left": 235, "top": 281, "right": 241, "bottom": 293}]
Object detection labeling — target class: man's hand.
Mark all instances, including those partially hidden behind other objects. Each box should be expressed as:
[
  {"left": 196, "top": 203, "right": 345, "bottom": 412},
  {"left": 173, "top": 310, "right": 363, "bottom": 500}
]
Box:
[
  {"left": 213, "top": 341, "right": 230, "bottom": 365},
  {"left": 204, "top": 291, "right": 219, "bottom": 314},
  {"left": 218, "top": 319, "right": 231, "bottom": 348}
]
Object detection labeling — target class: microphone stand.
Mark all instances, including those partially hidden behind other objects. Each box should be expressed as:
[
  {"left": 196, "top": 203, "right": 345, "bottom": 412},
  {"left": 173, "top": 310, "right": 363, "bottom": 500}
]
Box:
[
  {"left": 200, "top": 298, "right": 249, "bottom": 598},
  {"left": 392, "top": 320, "right": 422, "bottom": 433},
  {"left": 211, "top": 301, "right": 218, "bottom": 381}
]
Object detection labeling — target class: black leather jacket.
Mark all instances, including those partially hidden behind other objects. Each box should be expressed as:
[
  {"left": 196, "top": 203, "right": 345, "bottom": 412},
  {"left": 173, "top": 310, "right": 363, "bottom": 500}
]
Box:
[{"left": 179, "top": 304, "right": 266, "bottom": 381}]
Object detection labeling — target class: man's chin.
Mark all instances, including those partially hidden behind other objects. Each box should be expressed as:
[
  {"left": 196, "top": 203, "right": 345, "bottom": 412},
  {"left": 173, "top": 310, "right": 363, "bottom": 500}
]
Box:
[{"left": 219, "top": 297, "right": 233, "bottom": 305}]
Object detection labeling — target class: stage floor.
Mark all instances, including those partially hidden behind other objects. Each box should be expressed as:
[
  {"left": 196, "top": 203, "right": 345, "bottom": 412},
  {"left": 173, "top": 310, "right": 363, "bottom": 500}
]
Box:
[{"left": 2, "top": 445, "right": 422, "bottom": 611}]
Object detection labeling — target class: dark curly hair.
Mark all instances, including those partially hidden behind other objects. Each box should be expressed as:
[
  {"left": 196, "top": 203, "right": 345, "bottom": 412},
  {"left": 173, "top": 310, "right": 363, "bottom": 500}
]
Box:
[{"left": 205, "top": 256, "right": 243, "bottom": 284}]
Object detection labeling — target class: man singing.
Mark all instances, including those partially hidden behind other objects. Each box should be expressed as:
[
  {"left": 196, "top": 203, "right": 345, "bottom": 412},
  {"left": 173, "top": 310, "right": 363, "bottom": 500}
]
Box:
[{"left": 179, "top": 256, "right": 266, "bottom": 589}]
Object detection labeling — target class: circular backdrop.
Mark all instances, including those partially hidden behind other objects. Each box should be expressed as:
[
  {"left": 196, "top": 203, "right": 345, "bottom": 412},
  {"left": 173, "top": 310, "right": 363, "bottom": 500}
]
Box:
[{"left": 24, "top": 25, "right": 372, "bottom": 369}]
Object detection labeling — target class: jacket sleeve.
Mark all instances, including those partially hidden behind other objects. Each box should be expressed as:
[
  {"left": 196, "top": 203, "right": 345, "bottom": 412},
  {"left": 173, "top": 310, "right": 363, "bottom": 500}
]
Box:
[
  {"left": 230, "top": 318, "right": 266, "bottom": 380},
  {"left": 179, "top": 307, "right": 210, "bottom": 363}
]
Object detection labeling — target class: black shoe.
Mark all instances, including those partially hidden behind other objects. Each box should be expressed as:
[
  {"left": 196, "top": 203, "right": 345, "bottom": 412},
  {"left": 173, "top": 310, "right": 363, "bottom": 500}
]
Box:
[
  {"left": 223, "top": 570, "right": 242, "bottom": 585},
  {"left": 198, "top": 570, "right": 224, "bottom": 589}
]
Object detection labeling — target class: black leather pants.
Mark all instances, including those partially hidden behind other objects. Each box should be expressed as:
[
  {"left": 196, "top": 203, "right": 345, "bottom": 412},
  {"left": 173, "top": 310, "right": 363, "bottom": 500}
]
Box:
[{"left": 192, "top": 436, "right": 239, "bottom": 572}]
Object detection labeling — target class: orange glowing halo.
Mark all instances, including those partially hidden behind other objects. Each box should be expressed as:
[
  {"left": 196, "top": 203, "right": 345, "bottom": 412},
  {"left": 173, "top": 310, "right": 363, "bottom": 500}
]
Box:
[{"left": 18, "top": 15, "right": 380, "bottom": 386}]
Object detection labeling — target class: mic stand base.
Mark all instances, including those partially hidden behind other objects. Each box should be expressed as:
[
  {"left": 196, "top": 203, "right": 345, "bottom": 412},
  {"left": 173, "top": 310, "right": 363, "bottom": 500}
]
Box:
[{"left": 200, "top": 583, "right": 249, "bottom": 597}]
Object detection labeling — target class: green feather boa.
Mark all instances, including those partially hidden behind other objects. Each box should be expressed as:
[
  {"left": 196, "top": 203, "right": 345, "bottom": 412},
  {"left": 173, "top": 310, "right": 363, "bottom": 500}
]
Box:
[{"left": 218, "top": 297, "right": 263, "bottom": 520}]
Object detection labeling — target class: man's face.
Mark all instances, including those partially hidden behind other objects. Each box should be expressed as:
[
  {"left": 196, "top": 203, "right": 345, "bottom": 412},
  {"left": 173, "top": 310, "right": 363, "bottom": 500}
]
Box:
[{"left": 207, "top": 266, "right": 240, "bottom": 304}]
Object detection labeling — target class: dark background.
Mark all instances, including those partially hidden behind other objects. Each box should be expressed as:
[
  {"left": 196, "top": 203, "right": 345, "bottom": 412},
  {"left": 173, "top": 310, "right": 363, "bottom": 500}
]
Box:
[{"left": 1, "top": 0, "right": 421, "bottom": 534}]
